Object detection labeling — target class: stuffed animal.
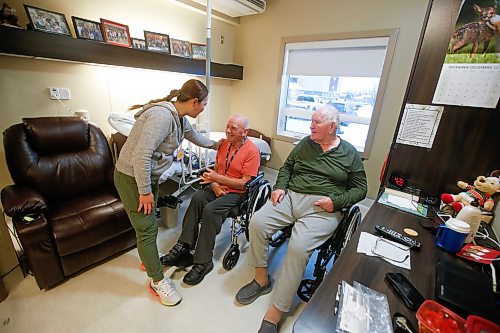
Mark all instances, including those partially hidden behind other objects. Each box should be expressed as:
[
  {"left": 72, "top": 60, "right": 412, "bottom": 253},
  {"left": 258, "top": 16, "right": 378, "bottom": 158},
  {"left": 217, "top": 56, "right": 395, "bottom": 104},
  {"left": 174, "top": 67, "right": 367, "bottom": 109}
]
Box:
[{"left": 441, "top": 175, "right": 500, "bottom": 217}]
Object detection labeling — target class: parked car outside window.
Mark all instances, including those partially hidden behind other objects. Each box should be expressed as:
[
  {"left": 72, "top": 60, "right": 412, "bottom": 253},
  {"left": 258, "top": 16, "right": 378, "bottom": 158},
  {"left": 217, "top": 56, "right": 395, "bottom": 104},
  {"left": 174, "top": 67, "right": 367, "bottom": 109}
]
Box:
[
  {"left": 329, "top": 101, "right": 357, "bottom": 126},
  {"left": 288, "top": 95, "right": 323, "bottom": 111}
]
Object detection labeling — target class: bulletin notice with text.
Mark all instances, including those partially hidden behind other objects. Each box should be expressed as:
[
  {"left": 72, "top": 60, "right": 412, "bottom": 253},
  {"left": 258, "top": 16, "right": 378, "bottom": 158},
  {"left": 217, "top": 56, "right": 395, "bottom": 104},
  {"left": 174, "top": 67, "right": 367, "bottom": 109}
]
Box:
[{"left": 396, "top": 104, "right": 443, "bottom": 148}]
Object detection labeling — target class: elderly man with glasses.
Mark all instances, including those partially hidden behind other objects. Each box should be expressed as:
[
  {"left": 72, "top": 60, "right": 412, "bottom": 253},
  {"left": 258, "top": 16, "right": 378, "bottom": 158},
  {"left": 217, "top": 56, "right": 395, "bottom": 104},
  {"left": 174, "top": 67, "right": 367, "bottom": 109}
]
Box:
[{"left": 162, "top": 114, "right": 260, "bottom": 285}]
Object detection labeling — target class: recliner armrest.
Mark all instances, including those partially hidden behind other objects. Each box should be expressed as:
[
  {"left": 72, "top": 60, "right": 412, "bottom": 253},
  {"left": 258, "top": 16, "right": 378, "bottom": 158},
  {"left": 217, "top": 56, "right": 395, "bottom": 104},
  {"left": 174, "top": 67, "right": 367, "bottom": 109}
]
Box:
[{"left": 1, "top": 185, "right": 47, "bottom": 218}]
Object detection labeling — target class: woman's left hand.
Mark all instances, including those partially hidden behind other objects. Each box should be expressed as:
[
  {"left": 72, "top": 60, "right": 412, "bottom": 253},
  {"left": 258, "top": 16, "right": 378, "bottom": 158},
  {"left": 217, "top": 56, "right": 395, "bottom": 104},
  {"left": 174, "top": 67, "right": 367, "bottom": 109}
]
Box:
[
  {"left": 313, "top": 197, "right": 334, "bottom": 213},
  {"left": 138, "top": 192, "right": 155, "bottom": 215},
  {"left": 213, "top": 138, "right": 225, "bottom": 150}
]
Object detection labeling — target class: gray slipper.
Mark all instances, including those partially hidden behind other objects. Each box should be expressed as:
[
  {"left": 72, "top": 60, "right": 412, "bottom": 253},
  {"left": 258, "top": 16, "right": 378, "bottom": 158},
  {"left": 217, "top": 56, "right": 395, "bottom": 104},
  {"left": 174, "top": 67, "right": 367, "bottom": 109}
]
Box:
[
  {"left": 258, "top": 319, "right": 278, "bottom": 333},
  {"left": 235, "top": 277, "right": 272, "bottom": 305}
]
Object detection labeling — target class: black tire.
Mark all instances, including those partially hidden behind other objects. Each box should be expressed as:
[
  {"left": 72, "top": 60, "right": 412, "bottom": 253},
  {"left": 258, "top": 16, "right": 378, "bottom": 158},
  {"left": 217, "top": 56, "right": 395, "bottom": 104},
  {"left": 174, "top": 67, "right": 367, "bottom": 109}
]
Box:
[{"left": 222, "top": 245, "right": 240, "bottom": 270}]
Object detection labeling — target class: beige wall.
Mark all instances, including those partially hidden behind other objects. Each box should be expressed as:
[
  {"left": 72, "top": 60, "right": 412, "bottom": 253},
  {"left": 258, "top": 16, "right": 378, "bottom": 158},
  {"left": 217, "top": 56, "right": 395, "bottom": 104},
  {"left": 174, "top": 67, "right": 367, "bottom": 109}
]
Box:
[
  {"left": 1, "top": 0, "right": 431, "bottom": 199},
  {"left": 231, "top": 0, "right": 430, "bottom": 198},
  {"left": 0, "top": 0, "right": 236, "bottom": 190}
]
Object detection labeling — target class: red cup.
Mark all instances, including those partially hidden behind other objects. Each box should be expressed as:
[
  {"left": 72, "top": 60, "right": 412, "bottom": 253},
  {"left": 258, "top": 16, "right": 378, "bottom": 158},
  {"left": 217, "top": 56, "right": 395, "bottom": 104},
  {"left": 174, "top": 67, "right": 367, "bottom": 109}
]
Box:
[{"left": 465, "top": 315, "right": 500, "bottom": 333}]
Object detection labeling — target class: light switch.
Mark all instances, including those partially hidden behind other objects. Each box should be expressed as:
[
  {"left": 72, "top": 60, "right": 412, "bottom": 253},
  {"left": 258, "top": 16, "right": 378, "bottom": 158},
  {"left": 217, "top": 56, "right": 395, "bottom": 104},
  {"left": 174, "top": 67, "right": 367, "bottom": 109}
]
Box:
[{"left": 49, "top": 87, "right": 60, "bottom": 100}]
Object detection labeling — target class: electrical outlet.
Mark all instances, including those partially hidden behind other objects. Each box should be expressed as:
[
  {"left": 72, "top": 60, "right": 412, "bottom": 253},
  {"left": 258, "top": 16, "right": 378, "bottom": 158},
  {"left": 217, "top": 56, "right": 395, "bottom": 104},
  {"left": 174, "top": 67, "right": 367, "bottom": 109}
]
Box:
[
  {"left": 49, "top": 87, "right": 60, "bottom": 100},
  {"left": 59, "top": 88, "right": 71, "bottom": 100}
]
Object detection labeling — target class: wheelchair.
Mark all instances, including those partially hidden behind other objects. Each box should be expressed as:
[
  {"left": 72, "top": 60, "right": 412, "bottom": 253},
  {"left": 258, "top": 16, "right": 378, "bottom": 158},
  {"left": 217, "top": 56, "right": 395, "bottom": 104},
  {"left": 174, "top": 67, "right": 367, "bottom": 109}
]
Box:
[
  {"left": 269, "top": 205, "right": 363, "bottom": 302},
  {"left": 222, "top": 172, "right": 272, "bottom": 270}
]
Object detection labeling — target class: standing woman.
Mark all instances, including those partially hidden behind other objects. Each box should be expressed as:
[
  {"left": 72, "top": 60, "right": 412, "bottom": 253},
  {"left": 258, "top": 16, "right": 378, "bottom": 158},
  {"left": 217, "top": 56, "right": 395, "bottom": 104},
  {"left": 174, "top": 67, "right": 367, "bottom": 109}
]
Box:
[{"left": 114, "top": 79, "right": 218, "bottom": 306}]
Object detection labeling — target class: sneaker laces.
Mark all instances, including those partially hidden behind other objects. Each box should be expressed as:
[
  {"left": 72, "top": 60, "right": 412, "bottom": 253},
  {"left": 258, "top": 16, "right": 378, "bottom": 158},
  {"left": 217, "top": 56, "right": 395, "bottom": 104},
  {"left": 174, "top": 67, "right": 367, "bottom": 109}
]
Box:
[{"left": 154, "top": 279, "right": 177, "bottom": 297}]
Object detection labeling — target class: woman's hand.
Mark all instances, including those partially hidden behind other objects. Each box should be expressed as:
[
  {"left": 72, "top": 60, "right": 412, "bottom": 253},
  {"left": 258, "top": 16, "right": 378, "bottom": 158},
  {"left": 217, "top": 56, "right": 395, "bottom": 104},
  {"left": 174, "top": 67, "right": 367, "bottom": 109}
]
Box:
[
  {"left": 271, "top": 189, "right": 285, "bottom": 206},
  {"left": 212, "top": 182, "right": 228, "bottom": 197},
  {"left": 213, "top": 138, "right": 225, "bottom": 150},
  {"left": 138, "top": 192, "right": 155, "bottom": 215},
  {"left": 313, "top": 196, "right": 334, "bottom": 213}
]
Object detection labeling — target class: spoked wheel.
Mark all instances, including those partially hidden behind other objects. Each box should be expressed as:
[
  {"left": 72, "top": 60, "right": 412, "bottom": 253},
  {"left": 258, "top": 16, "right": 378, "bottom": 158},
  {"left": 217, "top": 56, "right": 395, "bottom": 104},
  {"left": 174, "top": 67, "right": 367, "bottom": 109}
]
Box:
[
  {"left": 343, "top": 206, "right": 362, "bottom": 249},
  {"left": 222, "top": 245, "right": 240, "bottom": 270}
]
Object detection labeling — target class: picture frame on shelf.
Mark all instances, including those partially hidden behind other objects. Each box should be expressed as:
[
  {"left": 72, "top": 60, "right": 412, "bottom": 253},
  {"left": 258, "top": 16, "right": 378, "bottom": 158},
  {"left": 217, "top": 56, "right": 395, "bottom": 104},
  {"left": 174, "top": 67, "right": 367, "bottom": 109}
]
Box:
[
  {"left": 191, "top": 43, "right": 207, "bottom": 60},
  {"left": 144, "top": 31, "right": 170, "bottom": 53},
  {"left": 24, "top": 5, "right": 71, "bottom": 36},
  {"left": 100, "top": 19, "right": 130, "bottom": 47},
  {"left": 131, "top": 38, "right": 147, "bottom": 50},
  {"left": 170, "top": 38, "right": 192, "bottom": 58},
  {"left": 71, "top": 16, "right": 103, "bottom": 42}
]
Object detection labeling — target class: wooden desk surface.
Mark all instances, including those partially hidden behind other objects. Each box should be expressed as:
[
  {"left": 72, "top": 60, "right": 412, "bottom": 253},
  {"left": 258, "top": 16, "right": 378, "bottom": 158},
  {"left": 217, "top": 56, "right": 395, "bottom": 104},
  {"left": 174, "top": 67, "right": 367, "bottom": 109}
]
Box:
[{"left": 293, "top": 202, "right": 455, "bottom": 332}]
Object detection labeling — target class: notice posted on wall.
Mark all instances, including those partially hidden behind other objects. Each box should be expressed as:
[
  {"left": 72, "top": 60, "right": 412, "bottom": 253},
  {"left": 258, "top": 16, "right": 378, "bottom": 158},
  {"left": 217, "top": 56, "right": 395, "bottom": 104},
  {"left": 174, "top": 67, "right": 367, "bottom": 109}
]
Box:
[{"left": 396, "top": 104, "right": 443, "bottom": 148}]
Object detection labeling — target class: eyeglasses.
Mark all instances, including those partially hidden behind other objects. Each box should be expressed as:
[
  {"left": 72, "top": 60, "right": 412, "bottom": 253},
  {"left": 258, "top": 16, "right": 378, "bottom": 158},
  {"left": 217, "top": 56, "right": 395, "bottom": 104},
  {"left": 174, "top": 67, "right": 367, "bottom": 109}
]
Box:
[
  {"left": 371, "top": 237, "right": 410, "bottom": 263},
  {"left": 225, "top": 125, "right": 241, "bottom": 131}
]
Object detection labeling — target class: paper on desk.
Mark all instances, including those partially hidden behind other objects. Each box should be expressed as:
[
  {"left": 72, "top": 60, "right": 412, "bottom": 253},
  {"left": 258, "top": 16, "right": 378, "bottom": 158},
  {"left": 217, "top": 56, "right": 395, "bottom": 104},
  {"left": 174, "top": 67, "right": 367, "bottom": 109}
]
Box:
[
  {"left": 387, "top": 195, "right": 415, "bottom": 210},
  {"left": 357, "top": 232, "right": 411, "bottom": 270}
]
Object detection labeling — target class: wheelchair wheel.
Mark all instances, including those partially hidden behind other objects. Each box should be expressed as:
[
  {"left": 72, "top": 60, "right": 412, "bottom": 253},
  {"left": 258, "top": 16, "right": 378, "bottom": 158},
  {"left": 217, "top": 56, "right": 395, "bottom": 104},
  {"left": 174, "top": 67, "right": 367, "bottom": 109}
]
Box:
[
  {"left": 222, "top": 245, "right": 240, "bottom": 270},
  {"left": 342, "top": 206, "right": 362, "bottom": 249}
]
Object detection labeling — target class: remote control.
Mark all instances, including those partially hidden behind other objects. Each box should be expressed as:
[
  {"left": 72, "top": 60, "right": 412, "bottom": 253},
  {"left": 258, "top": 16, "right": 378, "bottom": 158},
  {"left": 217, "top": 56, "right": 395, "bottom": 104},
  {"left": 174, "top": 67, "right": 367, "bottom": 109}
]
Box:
[{"left": 375, "top": 225, "right": 421, "bottom": 250}]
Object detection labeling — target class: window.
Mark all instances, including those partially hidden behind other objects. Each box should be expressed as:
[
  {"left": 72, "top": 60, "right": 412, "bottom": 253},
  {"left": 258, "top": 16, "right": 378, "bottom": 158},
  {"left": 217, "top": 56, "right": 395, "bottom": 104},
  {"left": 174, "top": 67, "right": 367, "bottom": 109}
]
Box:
[{"left": 275, "top": 31, "right": 398, "bottom": 158}]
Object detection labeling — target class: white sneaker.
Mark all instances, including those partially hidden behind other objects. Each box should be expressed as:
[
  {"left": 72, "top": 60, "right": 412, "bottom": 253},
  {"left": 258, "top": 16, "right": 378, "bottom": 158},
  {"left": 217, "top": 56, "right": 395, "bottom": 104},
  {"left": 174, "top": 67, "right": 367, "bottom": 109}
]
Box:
[{"left": 149, "top": 278, "right": 182, "bottom": 306}]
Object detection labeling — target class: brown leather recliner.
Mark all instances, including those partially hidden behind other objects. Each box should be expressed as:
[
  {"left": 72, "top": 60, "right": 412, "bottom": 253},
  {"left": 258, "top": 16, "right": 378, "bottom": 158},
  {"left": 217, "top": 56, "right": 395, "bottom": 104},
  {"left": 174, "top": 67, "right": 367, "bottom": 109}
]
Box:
[{"left": 1, "top": 117, "right": 136, "bottom": 289}]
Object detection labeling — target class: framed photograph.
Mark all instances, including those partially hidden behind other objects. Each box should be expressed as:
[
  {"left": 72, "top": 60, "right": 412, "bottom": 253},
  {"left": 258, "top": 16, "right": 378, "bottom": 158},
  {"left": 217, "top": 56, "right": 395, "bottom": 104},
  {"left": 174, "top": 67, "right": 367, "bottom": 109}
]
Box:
[
  {"left": 71, "top": 16, "right": 103, "bottom": 42},
  {"left": 144, "top": 31, "right": 170, "bottom": 53},
  {"left": 100, "top": 19, "right": 130, "bottom": 47},
  {"left": 131, "top": 38, "right": 147, "bottom": 50},
  {"left": 24, "top": 5, "right": 71, "bottom": 36},
  {"left": 171, "top": 39, "right": 192, "bottom": 58},
  {"left": 191, "top": 43, "right": 207, "bottom": 60}
]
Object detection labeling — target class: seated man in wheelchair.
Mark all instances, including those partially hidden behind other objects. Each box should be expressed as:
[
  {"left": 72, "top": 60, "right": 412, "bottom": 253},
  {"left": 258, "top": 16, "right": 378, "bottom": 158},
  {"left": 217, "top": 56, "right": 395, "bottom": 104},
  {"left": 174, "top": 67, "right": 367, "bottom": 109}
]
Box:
[
  {"left": 235, "top": 106, "right": 367, "bottom": 333},
  {"left": 161, "top": 114, "right": 261, "bottom": 285}
]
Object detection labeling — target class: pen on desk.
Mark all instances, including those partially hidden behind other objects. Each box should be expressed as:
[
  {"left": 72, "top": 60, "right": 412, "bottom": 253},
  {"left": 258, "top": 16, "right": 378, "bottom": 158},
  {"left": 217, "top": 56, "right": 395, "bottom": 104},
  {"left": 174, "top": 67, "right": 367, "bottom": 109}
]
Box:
[{"left": 334, "top": 282, "right": 342, "bottom": 316}]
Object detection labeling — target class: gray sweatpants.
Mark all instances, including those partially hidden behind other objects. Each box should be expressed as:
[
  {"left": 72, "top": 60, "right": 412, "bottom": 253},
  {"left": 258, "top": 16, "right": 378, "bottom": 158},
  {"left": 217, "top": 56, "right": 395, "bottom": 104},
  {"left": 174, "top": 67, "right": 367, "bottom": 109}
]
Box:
[{"left": 248, "top": 189, "right": 341, "bottom": 312}]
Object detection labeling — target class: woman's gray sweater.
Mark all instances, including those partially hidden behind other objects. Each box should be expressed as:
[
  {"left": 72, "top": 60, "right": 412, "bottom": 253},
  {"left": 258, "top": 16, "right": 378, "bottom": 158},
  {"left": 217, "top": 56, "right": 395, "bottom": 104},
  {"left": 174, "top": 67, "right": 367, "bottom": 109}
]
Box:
[{"left": 115, "top": 101, "right": 216, "bottom": 194}]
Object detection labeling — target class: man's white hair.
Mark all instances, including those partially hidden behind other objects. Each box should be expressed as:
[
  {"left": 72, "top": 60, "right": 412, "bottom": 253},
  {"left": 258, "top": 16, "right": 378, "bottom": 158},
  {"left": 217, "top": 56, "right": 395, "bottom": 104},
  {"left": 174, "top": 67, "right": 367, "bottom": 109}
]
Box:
[
  {"left": 230, "top": 113, "right": 250, "bottom": 129},
  {"left": 317, "top": 105, "right": 340, "bottom": 127}
]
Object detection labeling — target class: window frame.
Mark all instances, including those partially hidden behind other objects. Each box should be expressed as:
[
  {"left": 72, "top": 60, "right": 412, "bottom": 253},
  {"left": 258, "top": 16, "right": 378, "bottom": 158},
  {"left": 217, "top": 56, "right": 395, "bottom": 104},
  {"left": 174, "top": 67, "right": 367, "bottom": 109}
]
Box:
[{"left": 272, "top": 29, "right": 399, "bottom": 160}]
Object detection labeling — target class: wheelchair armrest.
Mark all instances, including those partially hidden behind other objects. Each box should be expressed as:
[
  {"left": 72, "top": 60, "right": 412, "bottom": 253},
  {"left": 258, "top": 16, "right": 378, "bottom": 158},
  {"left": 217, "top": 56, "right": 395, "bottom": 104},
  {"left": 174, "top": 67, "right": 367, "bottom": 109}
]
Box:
[{"left": 244, "top": 172, "right": 264, "bottom": 190}]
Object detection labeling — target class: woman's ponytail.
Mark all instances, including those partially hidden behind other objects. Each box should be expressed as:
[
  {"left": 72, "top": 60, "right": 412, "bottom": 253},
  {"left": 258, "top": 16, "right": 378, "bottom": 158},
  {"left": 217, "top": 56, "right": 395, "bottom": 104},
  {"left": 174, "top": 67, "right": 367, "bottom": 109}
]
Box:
[{"left": 128, "top": 79, "right": 208, "bottom": 110}]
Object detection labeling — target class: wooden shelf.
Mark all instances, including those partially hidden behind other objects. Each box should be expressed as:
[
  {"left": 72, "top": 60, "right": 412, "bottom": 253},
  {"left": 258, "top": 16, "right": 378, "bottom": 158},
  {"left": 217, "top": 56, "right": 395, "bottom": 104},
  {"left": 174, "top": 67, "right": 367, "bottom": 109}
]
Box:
[{"left": 0, "top": 26, "right": 243, "bottom": 80}]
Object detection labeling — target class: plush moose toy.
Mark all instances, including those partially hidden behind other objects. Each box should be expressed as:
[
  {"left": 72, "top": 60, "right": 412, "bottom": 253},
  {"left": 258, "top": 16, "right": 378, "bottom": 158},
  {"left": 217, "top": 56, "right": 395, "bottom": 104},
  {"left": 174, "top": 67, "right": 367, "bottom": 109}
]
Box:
[{"left": 441, "top": 173, "right": 500, "bottom": 222}]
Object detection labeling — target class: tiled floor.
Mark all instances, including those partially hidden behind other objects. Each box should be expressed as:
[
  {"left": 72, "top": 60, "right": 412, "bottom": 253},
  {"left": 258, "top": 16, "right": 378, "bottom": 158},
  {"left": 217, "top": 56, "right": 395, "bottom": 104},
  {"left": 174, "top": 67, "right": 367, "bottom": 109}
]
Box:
[{"left": 0, "top": 167, "right": 373, "bottom": 333}]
